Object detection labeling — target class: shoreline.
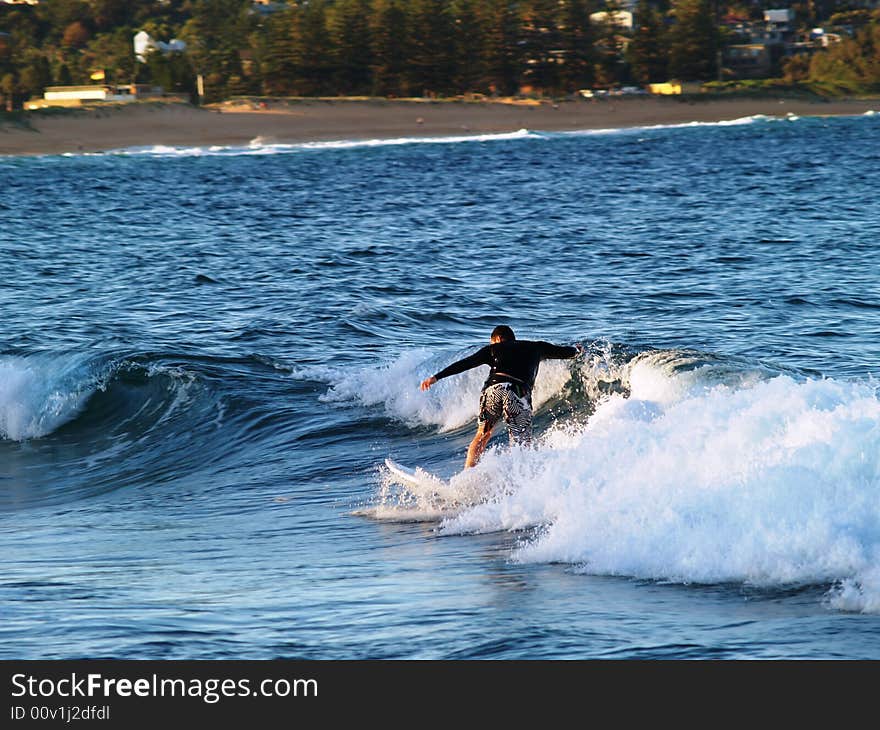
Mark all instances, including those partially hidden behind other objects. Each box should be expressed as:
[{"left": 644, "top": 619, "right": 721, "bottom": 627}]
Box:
[{"left": 1, "top": 96, "right": 878, "bottom": 157}]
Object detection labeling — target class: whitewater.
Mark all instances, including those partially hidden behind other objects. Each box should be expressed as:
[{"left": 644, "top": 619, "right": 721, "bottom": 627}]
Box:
[
  {"left": 309, "top": 345, "right": 880, "bottom": 614},
  {"left": 3, "top": 110, "right": 880, "bottom": 658}
]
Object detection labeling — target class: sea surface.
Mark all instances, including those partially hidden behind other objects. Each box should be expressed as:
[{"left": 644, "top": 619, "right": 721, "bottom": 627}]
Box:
[{"left": 3, "top": 111, "right": 880, "bottom": 659}]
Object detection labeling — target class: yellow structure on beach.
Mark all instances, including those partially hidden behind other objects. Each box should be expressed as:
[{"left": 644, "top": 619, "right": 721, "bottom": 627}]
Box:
[
  {"left": 648, "top": 82, "right": 704, "bottom": 95},
  {"left": 649, "top": 82, "right": 682, "bottom": 95}
]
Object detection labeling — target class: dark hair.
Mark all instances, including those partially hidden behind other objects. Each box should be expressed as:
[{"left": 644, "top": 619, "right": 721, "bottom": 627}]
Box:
[{"left": 491, "top": 325, "right": 515, "bottom": 341}]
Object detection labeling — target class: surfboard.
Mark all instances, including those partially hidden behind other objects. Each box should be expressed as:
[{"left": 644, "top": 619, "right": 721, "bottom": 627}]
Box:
[
  {"left": 366, "top": 458, "right": 490, "bottom": 522},
  {"left": 383, "top": 458, "right": 457, "bottom": 500},
  {"left": 384, "top": 458, "right": 433, "bottom": 485}
]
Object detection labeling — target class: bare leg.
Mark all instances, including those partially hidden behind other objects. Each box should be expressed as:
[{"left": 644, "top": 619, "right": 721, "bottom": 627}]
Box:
[{"left": 465, "top": 423, "right": 494, "bottom": 468}]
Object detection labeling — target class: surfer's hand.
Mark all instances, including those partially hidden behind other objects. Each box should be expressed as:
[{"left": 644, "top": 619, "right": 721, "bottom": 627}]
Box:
[
  {"left": 574, "top": 344, "right": 585, "bottom": 356},
  {"left": 420, "top": 376, "right": 436, "bottom": 391}
]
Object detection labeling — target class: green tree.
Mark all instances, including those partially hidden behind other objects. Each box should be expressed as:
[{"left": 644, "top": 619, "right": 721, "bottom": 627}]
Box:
[
  {"left": 18, "top": 51, "right": 53, "bottom": 100},
  {"left": 145, "top": 46, "right": 195, "bottom": 94},
  {"left": 828, "top": 10, "right": 872, "bottom": 29},
  {"left": 82, "top": 28, "right": 138, "bottom": 84},
  {"left": 593, "top": 0, "right": 628, "bottom": 87},
  {"left": 807, "top": 22, "right": 880, "bottom": 93},
  {"left": 482, "top": 0, "right": 523, "bottom": 96},
  {"left": 62, "top": 20, "right": 92, "bottom": 50},
  {"left": 453, "top": 0, "right": 486, "bottom": 93},
  {"left": 559, "top": 0, "right": 594, "bottom": 91},
  {"left": 91, "top": 0, "right": 134, "bottom": 32},
  {"left": 0, "top": 33, "right": 12, "bottom": 77},
  {"left": 406, "top": 0, "right": 456, "bottom": 96},
  {"left": 1, "top": 72, "right": 17, "bottom": 111},
  {"left": 668, "top": 0, "right": 719, "bottom": 81},
  {"left": 0, "top": 7, "right": 44, "bottom": 55},
  {"left": 56, "top": 63, "right": 73, "bottom": 86},
  {"left": 292, "top": 0, "right": 335, "bottom": 96},
  {"left": 225, "top": 73, "right": 250, "bottom": 97},
  {"left": 331, "top": 0, "right": 373, "bottom": 95},
  {"left": 781, "top": 53, "right": 810, "bottom": 84},
  {"left": 627, "top": 0, "right": 668, "bottom": 84},
  {"left": 258, "top": 7, "right": 298, "bottom": 96},
  {"left": 45, "top": 0, "right": 94, "bottom": 42},
  {"left": 370, "top": 0, "right": 409, "bottom": 96},
  {"left": 179, "top": 0, "right": 250, "bottom": 102},
  {"left": 522, "top": 0, "right": 562, "bottom": 93}
]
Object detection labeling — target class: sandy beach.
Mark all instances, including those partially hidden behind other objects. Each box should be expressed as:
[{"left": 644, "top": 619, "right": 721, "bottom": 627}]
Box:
[{"left": 1, "top": 95, "right": 877, "bottom": 156}]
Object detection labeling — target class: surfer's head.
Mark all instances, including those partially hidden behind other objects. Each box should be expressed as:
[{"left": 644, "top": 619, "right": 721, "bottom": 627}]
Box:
[{"left": 490, "top": 325, "right": 515, "bottom": 344}]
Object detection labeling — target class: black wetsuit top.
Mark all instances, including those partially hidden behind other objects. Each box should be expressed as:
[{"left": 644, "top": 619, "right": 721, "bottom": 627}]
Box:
[{"left": 432, "top": 340, "right": 578, "bottom": 394}]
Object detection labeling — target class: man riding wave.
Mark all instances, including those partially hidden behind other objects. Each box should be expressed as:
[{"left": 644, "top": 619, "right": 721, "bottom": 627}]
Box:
[{"left": 420, "top": 325, "right": 581, "bottom": 468}]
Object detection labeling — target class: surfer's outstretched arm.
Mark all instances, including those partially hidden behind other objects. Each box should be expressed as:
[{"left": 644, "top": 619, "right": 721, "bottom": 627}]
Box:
[
  {"left": 537, "top": 341, "right": 583, "bottom": 360},
  {"left": 420, "top": 345, "right": 492, "bottom": 391}
]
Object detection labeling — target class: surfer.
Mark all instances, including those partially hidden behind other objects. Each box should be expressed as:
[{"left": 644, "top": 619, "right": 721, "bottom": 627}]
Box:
[{"left": 420, "top": 326, "right": 582, "bottom": 468}]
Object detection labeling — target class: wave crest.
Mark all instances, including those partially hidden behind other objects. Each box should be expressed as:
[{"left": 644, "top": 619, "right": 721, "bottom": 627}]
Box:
[
  {"left": 293, "top": 346, "right": 577, "bottom": 431},
  {"left": 107, "top": 129, "right": 541, "bottom": 158},
  {"left": 0, "top": 353, "right": 106, "bottom": 441},
  {"left": 437, "top": 359, "right": 880, "bottom": 613}
]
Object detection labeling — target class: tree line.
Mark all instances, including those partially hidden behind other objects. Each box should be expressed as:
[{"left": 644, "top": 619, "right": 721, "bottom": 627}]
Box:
[{"left": 0, "top": 0, "right": 878, "bottom": 108}]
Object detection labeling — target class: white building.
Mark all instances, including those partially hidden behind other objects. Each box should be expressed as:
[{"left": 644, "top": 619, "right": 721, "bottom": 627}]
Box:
[
  {"left": 43, "top": 86, "right": 124, "bottom": 103},
  {"left": 764, "top": 8, "right": 795, "bottom": 34},
  {"left": 589, "top": 10, "right": 634, "bottom": 31},
  {"left": 134, "top": 30, "right": 187, "bottom": 64},
  {"left": 25, "top": 84, "right": 169, "bottom": 109}
]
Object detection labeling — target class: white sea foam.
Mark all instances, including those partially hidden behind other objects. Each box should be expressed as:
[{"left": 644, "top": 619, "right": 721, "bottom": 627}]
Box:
[
  {"left": 111, "top": 116, "right": 784, "bottom": 158},
  {"left": 561, "top": 114, "right": 776, "bottom": 138},
  {"left": 358, "top": 459, "right": 489, "bottom": 522},
  {"left": 432, "top": 359, "right": 880, "bottom": 614},
  {"left": 0, "top": 354, "right": 100, "bottom": 441},
  {"left": 109, "top": 129, "right": 541, "bottom": 157},
  {"left": 293, "top": 347, "right": 574, "bottom": 431},
  {"left": 298, "top": 128, "right": 540, "bottom": 149},
  {"left": 112, "top": 119, "right": 769, "bottom": 156},
  {"left": 12, "top": 111, "right": 879, "bottom": 161}
]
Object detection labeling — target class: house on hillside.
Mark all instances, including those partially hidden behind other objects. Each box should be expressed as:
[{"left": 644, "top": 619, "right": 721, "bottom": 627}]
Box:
[
  {"left": 764, "top": 9, "right": 795, "bottom": 33},
  {"left": 722, "top": 8, "right": 797, "bottom": 78}
]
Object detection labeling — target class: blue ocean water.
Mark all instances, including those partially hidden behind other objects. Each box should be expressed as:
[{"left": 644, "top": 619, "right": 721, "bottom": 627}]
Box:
[{"left": 2, "top": 112, "right": 880, "bottom": 659}]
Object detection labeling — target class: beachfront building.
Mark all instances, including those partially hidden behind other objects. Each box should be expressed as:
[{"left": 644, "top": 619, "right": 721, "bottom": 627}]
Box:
[
  {"left": 646, "top": 81, "right": 703, "bottom": 95},
  {"left": 24, "top": 84, "right": 171, "bottom": 110},
  {"left": 648, "top": 82, "right": 682, "bottom": 95}
]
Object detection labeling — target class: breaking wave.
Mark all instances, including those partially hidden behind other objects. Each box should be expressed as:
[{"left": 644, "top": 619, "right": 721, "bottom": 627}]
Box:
[
  {"left": 346, "top": 344, "right": 880, "bottom": 614},
  {"left": 291, "top": 345, "right": 577, "bottom": 432},
  {"left": 0, "top": 350, "right": 243, "bottom": 509}
]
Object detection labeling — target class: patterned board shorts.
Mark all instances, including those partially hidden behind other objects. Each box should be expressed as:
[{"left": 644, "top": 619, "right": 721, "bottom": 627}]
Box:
[{"left": 478, "top": 382, "right": 533, "bottom": 445}]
